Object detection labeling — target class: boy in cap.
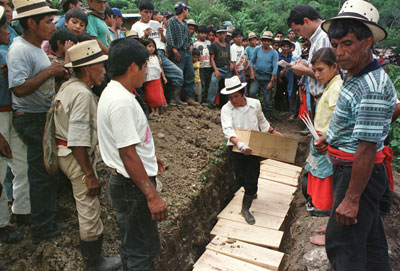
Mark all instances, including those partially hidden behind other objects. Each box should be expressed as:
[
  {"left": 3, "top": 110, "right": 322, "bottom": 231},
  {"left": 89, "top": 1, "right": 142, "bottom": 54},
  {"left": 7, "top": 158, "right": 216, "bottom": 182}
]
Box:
[
  {"left": 108, "top": 8, "right": 125, "bottom": 40},
  {"left": 7, "top": 0, "right": 68, "bottom": 243},
  {"left": 314, "top": 1, "right": 396, "bottom": 270},
  {"left": 54, "top": 40, "right": 121, "bottom": 271},
  {"left": 187, "top": 18, "right": 197, "bottom": 41},
  {"left": 220, "top": 76, "right": 282, "bottom": 224}
]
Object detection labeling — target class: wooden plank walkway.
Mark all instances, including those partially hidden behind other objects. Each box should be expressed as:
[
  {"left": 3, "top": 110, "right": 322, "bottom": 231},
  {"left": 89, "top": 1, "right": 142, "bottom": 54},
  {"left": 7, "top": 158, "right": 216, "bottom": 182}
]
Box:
[{"left": 193, "top": 159, "right": 301, "bottom": 271}]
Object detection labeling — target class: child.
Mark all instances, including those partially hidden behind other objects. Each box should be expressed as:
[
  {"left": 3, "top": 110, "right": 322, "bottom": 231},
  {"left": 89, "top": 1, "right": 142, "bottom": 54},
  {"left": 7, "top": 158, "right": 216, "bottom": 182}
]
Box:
[
  {"left": 192, "top": 48, "right": 202, "bottom": 102},
  {"left": 242, "top": 36, "right": 249, "bottom": 49},
  {"left": 304, "top": 48, "right": 342, "bottom": 246},
  {"left": 194, "top": 25, "right": 212, "bottom": 103},
  {"left": 208, "top": 29, "right": 216, "bottom": 43},
  {"left": 230, "top": 28, "right": 246, "bottom": 93},
  {"left": 272, "top": 38, "right": 280, "bottom": 52},
  {"left": 64, "top": 8, "right": 88, "bottom": 36},
  {"left": 142, "top": 39, "right": 167, "bottom": 117}
]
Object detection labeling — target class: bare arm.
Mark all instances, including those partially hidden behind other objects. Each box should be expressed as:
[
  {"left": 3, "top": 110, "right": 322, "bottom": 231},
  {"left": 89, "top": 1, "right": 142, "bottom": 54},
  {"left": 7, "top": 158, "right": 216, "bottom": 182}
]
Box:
[
  {"left": 70, "top": 146, "right": 101, "bottom": 196},
  {"left": 119, "top": 145, "right": 168, "bottom": 221},
  {"left": 93, "top": 37, "right": 108, "bottom": 55}
]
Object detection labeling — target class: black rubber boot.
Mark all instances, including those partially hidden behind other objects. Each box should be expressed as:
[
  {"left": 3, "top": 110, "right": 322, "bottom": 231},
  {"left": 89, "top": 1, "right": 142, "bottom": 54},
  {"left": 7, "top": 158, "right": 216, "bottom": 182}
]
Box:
[
  {"left": 80, "top": 235, "right": 122, "bottom": 271},
  {"left": 241, "top": 194, "right": 255, "bottom": 224},
  {"left": 170, "top": 86, "right": 187, "bottom": 105}
]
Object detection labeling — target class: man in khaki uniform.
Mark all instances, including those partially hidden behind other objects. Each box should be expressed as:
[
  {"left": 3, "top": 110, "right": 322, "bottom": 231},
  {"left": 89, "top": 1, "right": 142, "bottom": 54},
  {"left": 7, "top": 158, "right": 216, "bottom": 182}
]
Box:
[{"left": 54, "top": 40, "right": 121, "bottom": 271}]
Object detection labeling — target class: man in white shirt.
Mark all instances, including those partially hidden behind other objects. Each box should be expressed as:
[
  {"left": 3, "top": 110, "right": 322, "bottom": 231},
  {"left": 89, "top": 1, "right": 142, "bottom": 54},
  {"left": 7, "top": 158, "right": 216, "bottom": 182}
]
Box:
[
  {"left": 288, "top": 28, "right": 301, "bottom": 59},
  {"left": 220, "top": 76, "right": 282, "bottom": 225},
  {"left": 97, "top": 38, "right": 167, "bottom": 270},
  {"left": 131, "top": 0, "right": 184, "bottom": 103}
]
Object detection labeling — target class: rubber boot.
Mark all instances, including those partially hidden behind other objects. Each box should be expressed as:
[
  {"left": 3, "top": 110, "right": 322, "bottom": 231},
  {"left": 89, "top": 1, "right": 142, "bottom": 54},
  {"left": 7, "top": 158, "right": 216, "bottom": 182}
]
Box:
[
  {"left": 170, "top": 86, "right": 187, "bottom": 105},
  {"left": 241, "top": 194, "right": 255, "bottom": 224},
  {"left": 80, "top": 235, "right": 122, "bottom": 271}
]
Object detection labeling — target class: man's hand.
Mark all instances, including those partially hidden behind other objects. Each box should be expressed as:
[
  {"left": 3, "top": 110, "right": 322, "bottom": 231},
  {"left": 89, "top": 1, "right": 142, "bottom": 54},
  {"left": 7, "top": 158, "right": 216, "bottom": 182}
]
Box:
[
  {"left": 250, "top": 72, "right": 255, "bottom": 80},
  {"left": 64, "top": 40, "right": 75, "bottom": 52},
  {"left": 157, "top": 156, "right": 165, "bottom": 174},
  {"left": 0, "top": 134, "right": 12, "bottom": 158},
  {"left": 335, "top": 195, "right": 359, "bottom": 226},
  {"left": 84, "top": 174, "right": 102, "bottom": 196},
  {"left": 237, "top": 141, "right": 252, "bottom": 155},
  {"left": 47, "top": 62, "right": 68, "bottom": 77},
  {"left": 214, "top": 70, "right": 220, "bottom": 78},
  {"left": 172, "top": 48, "right": 181, "bottom": 62},
  {"left": 0, "top": 63, "right": 8, "bottom": 75},
  {"left": 266, "top": 81, "right": 273, "bottom": 91},
  {"left": 157, "top": 27, "right": 164, "bottom": 36},
  {"left": 290, "top": 62, "right": 310, "bottom": 76},
  {"left": 147, "top": 193, "right": 168, "bottom": 221},
  {"left": 144, "top": 27, "right": 152, "bottom": 38},
  {"left": 314, "top": 135, "right": 328, "bottom": 155}
]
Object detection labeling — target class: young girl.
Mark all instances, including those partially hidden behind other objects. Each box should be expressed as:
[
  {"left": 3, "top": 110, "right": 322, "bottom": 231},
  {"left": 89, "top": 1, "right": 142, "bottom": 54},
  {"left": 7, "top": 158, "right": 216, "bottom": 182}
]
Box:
[
  {"left": 304, "top": 48, "right": 342, "bottom": 245},
  {"left": 142, "top": 39, "right": 167, "bottom": 117}
]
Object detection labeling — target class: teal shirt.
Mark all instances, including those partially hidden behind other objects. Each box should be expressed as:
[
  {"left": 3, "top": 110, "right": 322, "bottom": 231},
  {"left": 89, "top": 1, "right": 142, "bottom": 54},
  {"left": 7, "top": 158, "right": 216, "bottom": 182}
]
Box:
[{"left": 86, "top": 14, "right": 111, "bottom": 48}]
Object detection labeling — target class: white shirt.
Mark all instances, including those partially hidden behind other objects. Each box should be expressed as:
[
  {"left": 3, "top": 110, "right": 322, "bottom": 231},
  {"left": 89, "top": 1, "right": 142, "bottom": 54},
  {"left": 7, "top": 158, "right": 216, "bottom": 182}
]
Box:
[
  {"left": 292, "top": 40, "right": 302, "bottom": 59},
  {"left": 221, "top": 97, "right": 270, "bottom": 146},
  {"left": 131, "top": 20, "right": 165, "bottom": 50},
  {"left": 193, "top": 40, "right": 211, "bottom": 68},
  {"left": 97, "top": 80, "right": 158, "bottom": 178},
  {"left": 145, "top": 55, "right": 162, "bottom": 82},
  {"left": 308, "top": 25, "right": 331, "bottom": 97},
  {"left": 230, "top": 43, "right": 245, "bottom": 72}
]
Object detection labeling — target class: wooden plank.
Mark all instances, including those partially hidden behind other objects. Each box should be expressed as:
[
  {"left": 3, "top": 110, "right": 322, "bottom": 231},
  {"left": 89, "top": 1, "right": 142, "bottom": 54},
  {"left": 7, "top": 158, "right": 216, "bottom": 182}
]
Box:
[
  {"left": 234, "top": 188, "right": 294, "bottom": 207},
  {"left": 257, "top": 179, "right": 297, "bottom": 195},
  {"left": 229, "top": 194, "right": 291, "bottom": 218},
  {"left": 261, "top": 159, "right": 302, "bottom": 172},
  {"left": 233, "top": 129, "right": 298, "bottom": 164},
  {"left": 217, "top": 203, "right": 285, "bottom": 230},
  {"left": 206, "top": 236, "right": 284, "bottom": 270},
  {"left": 260, "top": 163, "right": 300, "bottom": 179},
  {"left": 259, "top": 170, "right": 298, "bottom": 187},
  {"left": 193, "top": 250, "right": 272, "bottom": 271},
  {"left": 210, "top": 219, "right": 283, "bottom": 250}
]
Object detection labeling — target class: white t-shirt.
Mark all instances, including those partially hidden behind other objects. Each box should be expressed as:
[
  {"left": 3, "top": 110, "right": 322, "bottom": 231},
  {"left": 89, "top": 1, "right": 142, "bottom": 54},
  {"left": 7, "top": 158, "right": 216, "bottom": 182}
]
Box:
[
  {"left": 193, "top": 40, "right": 211, "bottom": 68},
  {"left": 131, "top": 20, "right": 166, "bottom": 50},
  {"left": 145, "top": 55, "right": 162, "bottom": 82},
  {"left": 230, "top": 44, "right": 245, "bottom": 72},
  {"left": 97, "top": 80, "right": 158, "bottom": 178}
]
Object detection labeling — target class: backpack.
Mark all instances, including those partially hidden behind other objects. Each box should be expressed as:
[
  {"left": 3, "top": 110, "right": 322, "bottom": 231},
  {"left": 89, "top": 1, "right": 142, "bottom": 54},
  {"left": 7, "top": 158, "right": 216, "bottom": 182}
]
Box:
[{"left": 43, "top": 98, "right": 60, "bottom": 175}]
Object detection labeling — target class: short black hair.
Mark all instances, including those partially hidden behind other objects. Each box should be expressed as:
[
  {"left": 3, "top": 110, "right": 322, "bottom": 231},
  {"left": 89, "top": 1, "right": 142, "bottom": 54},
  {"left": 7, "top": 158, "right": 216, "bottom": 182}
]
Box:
[
  {"left": 243, "top": 37, "right": 248, "bottom": 41},
  {"left": 77, "top": 32, "right": 92, "bottom": 42},
  {"left": 232, "top": 28, "right": 243, "bottom": 38},
  {"left": 192, "top": 48, "right": 200, "bottom": 56},
  {"left": 104, "top": 6, "right": 113, "bottom": 19},
  {"left": 198, "top": 24, "right": 208, "bottom": 34},
  {"left": 108, "top": 38, "right": 149, "bottom": 78},
  {"left": 49, "top": 27, "right": 78, "bottom": 52},
  {"left": 142, "top": 38, "right": 158, "bottom": 55},
  {"left": 275, "top": 30, "right": 283, "bottom": 36},
  {"left": 208, "top": 29, "right": 216, "bottom": 35},
  {"left": 61, "top": 0, "right": 81, "bottom": 14},
  {"left": 327, "top": 19, "right": 373, "bottom": 42},
  {"left": 287, "top": 5, "right": 322, "bottom": 26},
  {"left": 19, "top": 12, "right": 54, "bottom": 30},
  {"left": 65, "top": 8, "right": 88, "bottom": 26},
  {"left": 138, "top": 0, "right": 154, "bottom": 11}
]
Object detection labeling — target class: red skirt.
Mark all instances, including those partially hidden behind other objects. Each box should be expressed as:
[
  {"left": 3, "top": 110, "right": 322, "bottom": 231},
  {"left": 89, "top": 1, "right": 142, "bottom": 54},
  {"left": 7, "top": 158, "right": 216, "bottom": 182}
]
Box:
[
  {"left": 143, "top": 78, "right": 167, "bottom": 107},
  {"left": 307, "top": 173, "right": 333, "bottom": 210}
]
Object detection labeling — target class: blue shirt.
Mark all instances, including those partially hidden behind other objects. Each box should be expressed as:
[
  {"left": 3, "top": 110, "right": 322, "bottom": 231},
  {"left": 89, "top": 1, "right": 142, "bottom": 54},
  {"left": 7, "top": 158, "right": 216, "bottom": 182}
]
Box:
[
  {"left": 0, "top": 25, "right": 19, "bottom": 51},
  {"left": 56, "top": 15, "right": 65, "bottom": 28},
  {"left": 249, "top": 46, "right": 278, "bottom": 75},
  {"left": 326, "top": 60, "right": 396, "bottom": 153},
  {"left": 278, "top": 52, "right": 292, "bottom": 74},
  {"left": 245, "top": 46, "right": 255, "bottom": 62}
]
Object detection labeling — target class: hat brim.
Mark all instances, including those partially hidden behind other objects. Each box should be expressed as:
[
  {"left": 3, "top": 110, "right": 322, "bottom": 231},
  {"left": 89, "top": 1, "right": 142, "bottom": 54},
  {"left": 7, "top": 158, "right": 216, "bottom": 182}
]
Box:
[
  {"left": 221, "top": 82, "right": 247, "bottom": 95},
  {"left": 248, "top": 35, "right": 257, "bottom": 40},
  {"left": 216, "top": 30, "right": 227, "bottom": 33},
  {"left": 321, "top": 16, "right": 387, "bottom": 42},
  {"left": 13, "top": 7, "right": 58, "bottom": 20},
  {"left": 65, "top": 55, "right": 108, "bottom": 68},
  {"left": 261, "top": 37, "right": 273, "bottom": 41}
]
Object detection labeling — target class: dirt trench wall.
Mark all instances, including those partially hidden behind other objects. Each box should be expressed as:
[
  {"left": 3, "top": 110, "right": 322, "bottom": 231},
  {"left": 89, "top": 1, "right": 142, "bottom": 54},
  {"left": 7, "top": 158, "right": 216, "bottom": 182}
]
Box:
[{"left": 156, "top": 153, "right": 236, "bottom": 271}]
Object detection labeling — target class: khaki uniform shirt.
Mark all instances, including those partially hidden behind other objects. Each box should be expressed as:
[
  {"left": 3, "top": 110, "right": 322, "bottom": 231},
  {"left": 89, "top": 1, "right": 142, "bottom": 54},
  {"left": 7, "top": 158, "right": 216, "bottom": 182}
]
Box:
[{"left": 54, "top": 77, "right": 98, "bottom": 157}]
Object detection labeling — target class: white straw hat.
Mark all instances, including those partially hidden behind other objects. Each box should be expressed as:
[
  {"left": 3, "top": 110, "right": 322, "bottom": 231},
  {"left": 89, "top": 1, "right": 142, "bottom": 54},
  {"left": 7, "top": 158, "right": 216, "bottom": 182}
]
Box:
[
  {"left": 0, "top": 6, "right": 4, "bottom": 20},
  {"left": 13, "top": 0, "right": 58, "bottom": 20},
  {"left": 221, "top": 76, "right": 247, "bottom": 95},
  {"left": 321, "top": 0, "right": 387, "bottom": 42},
  {"left": 261, "top": 31, "right": 274, "bottom": 40},
  {"left": 65, "top": 40, "right": 108, "bottom": 68}
]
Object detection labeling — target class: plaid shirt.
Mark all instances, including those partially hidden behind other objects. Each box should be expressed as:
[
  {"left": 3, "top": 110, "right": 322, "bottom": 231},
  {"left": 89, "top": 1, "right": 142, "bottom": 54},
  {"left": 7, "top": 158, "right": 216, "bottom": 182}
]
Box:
[
  {"left": 166, "top": 16, "right": 192, "bottom": 50},
  {"left": 326, "top": 60, "right": 397, "bottom": 153}
]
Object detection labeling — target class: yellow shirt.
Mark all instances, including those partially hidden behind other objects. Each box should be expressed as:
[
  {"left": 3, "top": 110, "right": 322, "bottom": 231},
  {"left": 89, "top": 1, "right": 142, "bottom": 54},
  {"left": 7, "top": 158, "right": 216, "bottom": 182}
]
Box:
[
  {"left": 193, "top": 61, "right": 200, "bottom": 83},
  {"left": 314, "top": 74, "right": 343, "bottom": 135}
]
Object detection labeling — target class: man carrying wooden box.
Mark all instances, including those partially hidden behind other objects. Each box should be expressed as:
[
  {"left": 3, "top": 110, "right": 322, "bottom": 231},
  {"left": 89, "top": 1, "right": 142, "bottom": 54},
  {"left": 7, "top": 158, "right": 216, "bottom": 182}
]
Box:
[{"left": 220, "top": 76, "right": 282, "bottom": 224}]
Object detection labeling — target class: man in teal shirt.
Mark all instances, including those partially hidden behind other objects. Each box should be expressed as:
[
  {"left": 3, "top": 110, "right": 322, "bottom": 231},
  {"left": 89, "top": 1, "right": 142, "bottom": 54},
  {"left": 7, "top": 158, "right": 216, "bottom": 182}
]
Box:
[{"left": 86, "top": 0, "right": 110, "bottom": 53}]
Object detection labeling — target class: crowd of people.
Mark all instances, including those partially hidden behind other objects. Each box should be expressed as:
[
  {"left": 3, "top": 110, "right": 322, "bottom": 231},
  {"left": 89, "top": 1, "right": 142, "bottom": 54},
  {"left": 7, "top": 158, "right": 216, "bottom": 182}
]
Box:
[{"left": 0, "top": 0, "right": 400, "bottom": 270}]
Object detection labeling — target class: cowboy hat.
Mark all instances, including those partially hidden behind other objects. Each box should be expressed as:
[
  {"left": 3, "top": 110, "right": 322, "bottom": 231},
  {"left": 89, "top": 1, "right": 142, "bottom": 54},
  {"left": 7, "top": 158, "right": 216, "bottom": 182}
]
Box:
[
  {"left": 65, "top": 40, "right": 108, "bottom": 68},
  {"left": 187, "top": 19, "right": 197, "bottom": 27},
  {"left": 221, "top": 76, "right": 247, "bottom": 95},
  {"left": 261, "top": 31, "right": 273, "bottom": 40},
  {"left": 321, "top": 0, "right": 387, "bottom": 42},
  {"left": 13, "top": 0, "right": 58, "bottom": 20}
]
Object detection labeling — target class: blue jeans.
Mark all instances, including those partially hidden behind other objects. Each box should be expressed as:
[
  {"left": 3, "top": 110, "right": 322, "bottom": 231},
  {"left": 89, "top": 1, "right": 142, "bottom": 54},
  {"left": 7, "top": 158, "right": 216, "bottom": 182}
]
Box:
[
  {"left": 12, "top": 112, "right": 58, "bottom": 235},
  {"left": 237, "top": 70, "right": 247, "bottom": 95},
  {"left": 108, "top": 173, "right": 160, "bottom": 271},
  {"left": 207, "top": 67, "right": 232, "bottom": 105},
  {"left": 249, "top": 75, "right": 272, "bottom": 114},
  {"left": 158, "top": 49, "right": 183, "bottom": 87},
  {"left": 170, "top": 49, "right": 195, "bottom": 99}
]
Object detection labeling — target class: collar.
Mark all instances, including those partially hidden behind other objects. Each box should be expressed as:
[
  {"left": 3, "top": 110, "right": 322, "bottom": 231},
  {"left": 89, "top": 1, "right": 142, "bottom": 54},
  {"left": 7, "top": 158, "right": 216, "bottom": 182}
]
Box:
[
  {"left": 87, "top": 8, "right": 105, "bottom": 20},
  {"left": 228, "top": 97, "right": 256, "bottom": 110},
  {"left": 354, "top": 59, "right": 381, "bottom": 77},
  {"left": 325, "top": 74, "right": 341, "bottom": 90},
  {"left": 309, "top": 25, "right": 322, "bottom": 44}
]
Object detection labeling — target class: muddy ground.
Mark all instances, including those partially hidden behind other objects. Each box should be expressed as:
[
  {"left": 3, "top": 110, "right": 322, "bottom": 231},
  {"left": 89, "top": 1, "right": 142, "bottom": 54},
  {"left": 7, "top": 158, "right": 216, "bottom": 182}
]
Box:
[{"left": 0, "top": 106, "right": 398, "bottom": 271}]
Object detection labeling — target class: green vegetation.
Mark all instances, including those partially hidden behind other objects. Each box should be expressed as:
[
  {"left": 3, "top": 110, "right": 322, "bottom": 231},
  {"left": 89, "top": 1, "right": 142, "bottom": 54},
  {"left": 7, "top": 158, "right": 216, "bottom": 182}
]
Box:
[{"left": 386, "top": 65, "right": 400, "bottom": 169}]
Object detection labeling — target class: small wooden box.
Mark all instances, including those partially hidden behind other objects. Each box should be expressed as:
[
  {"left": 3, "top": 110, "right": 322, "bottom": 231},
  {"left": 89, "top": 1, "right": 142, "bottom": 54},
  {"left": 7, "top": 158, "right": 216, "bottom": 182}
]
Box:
[{"left": 232, "top": 129, "right": 298, "bottom": 164}]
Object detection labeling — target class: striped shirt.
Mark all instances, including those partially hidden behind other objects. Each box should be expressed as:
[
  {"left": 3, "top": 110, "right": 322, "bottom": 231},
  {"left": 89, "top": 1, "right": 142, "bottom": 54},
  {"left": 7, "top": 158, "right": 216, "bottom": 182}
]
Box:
[
  {"left": 166, "top": 16, "right": 192, "bottom": 51},
  {"left": 326, "top": 60, "right": 397, "bottom": 153},
  {"left": 308, "top": 26, "right": 331, "bottom": 97}
]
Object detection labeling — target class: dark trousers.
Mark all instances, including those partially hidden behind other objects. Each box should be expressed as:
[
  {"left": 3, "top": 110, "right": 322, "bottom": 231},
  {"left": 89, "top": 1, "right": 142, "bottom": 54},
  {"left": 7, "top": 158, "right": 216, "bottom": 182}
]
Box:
[
  {"left": 200, "top": 67, "right": 212, "bottom": 103},
  {"left": 13, "top": 112, "right": 58, "bottom": 235},
  {"left": 228, "top": 146, "right": 261, "bottom": 196},
  {"left": 108, "top": 173, "right": 160, "bottom": 271},
  {"left": 326, "top": 164, "right": 391, "bottom": 271},
  {"left": 170, "top": 49, "right": 195, "bottom": 99}
]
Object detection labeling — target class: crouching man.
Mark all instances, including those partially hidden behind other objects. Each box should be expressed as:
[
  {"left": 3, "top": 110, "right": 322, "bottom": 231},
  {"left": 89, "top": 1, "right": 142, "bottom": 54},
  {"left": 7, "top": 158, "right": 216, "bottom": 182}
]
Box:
[
  {"left": 220, "top": 76, "right": 282, "bottom": 224},
  {"left": 97, "top": 38, "right": 168, "bottom": 270},
  {"left": 54, "top": 40, "right": 121, "bottom": 271}
]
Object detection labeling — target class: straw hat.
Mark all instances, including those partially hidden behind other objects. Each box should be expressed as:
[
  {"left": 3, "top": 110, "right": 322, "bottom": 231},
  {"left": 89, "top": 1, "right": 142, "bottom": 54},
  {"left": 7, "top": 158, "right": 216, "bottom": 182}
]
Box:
[
  {"left": 13, "top": 0, "right": 58, "bottom": 20},
  {"left": 187, "top": 19, "right": 197, "bottom": 26},
  {"left": 261, "top": 31, "right": 273, "bottom": 40},
  {"left": 0, "top": 6, "right": 4, "bottom": 20},
  {"left": 65, "top": 40, "right": 108, "bottom": 68},
  {"left": 126, "top": 30, "right": 139, "bottom": 38},
  {"left": 221, "top": 76, "right": 247, "bottom": 95},
  {"left": 321, "top": 0, "right": 387, "bottom": 42},
  {"left": 248, "top": 32, "right": 257, "bottom": 39}
]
